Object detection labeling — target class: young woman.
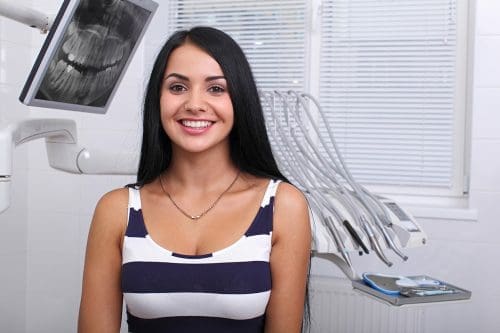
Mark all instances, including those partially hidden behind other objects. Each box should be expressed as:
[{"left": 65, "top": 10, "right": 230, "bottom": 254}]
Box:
[{"left": 78, "top": 26, "right": 311, "bottom": 333}]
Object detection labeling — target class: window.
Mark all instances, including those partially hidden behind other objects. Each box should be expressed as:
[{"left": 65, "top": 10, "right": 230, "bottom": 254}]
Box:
[{"left": 166, "top": 0, "right": 469, "bottom": 198}]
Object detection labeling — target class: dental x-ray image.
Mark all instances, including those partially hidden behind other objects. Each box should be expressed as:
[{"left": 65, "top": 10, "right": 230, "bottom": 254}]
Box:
[
  {"left": 37, "top": 0, "right": 149, "bottom": 106},
  {"left": 20, "top": 0, "right": 157, "bottom": 113}
]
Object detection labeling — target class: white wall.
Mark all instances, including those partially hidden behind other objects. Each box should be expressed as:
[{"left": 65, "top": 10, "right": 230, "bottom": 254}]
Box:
[
  {"left": 0, "top": 0, "right": 499, "bottom": 332},
  {"left": 0, "top": 0, "right": 34, "bottom": 331}
]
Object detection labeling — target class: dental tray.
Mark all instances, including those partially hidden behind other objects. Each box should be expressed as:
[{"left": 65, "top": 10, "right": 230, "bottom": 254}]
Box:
[{"left": 352, "top": 275, "right": 471, "bottom": 306}]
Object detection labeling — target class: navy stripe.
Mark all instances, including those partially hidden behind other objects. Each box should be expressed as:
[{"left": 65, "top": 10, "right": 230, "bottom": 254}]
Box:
[
  {"left": 246, "top": 197, "right": 274, "bottom": 236},
  {"left": 122, "top": 261, "right": 271, "bottom": 294},
  {"left": 126, "top": 208, "right": 147, "bottom": 237},
  {"left": 127, "top": 312, "right": 265, "bottom": 333}
]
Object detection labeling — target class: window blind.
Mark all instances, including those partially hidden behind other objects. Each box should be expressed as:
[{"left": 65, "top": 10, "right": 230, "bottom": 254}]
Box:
[
  {"left": 167, "top": 0, "right": 307, "bottom": 92},
  {"left": 319, "top": 0, "right": 458, "bottom": 189}
]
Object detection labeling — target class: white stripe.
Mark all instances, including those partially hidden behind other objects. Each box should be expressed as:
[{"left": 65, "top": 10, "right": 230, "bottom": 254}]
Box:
[
  {"left": 122, "top": 234, "right": 271, "bottom": 265},
  {"left": 261, "top": 179, "right": 281, "bottom": 207},
  {"left": 128, "top": 187, "right": 142, "bottom": 210},
  {"left": 124, "top": 291, "right": 270, "bottom": 320}
]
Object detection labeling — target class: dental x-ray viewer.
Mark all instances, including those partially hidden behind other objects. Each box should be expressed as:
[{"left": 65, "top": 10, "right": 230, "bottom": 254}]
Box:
[{"left": 36, "top": 0, "right": 149, "bottom": 106}]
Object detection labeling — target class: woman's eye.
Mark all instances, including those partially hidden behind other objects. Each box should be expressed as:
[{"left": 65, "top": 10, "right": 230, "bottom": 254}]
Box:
[
  {"left": 169, "top": 84, "right": 186, "bottom": 93},
  {"left": 209, "top": 85, "right": 225, "bottom": 93}
]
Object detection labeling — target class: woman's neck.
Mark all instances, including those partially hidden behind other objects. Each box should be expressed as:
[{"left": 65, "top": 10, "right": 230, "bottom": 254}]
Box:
[{"left": 163, "top": 149, "right": 239, "bottom": 192}]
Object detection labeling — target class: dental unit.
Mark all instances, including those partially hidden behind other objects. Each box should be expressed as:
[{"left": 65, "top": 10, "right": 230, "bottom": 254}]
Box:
[{"left": 261, "top": 90, "right": 427, "bottom": 280}]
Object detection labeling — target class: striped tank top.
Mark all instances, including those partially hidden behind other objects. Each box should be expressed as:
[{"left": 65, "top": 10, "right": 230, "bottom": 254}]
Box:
[{"left": 121, "top": 179, "right": 281, "bottom": 333}]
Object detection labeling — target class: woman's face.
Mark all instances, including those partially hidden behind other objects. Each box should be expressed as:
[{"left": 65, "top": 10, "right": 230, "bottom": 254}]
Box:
[{"left": 160, "top": 43, "right": 234, "bottom": 156}]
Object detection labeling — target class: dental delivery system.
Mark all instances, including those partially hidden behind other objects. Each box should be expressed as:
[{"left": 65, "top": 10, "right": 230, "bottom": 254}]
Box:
[{"left": 261, "top": 91, "right": 427, "bottom": 279}]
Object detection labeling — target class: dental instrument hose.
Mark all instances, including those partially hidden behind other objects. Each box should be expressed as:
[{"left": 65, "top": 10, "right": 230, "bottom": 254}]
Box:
[{"left": 296, "top": 92, "right": 408, "bottom": 262}]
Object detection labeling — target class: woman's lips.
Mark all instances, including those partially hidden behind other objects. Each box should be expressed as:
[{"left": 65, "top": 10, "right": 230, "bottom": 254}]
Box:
[{"left": 178, "top": 119, "right": 214, "bottom": 134}]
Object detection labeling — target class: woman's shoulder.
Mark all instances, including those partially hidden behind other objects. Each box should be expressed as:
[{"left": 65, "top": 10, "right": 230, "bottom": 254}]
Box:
[
  {"left": 91, "top": 187, "right": 130, "bottom": 232},
  {"left": 241, "top": 175, "right": 307, "bottom": 206},
  {"left": 274, "top": 181, "right": 308, "bottom": 209},
  {"left": 273, "top": 181, "right": 310, "bottom": 239},
  {"left": 96, "top": 187, "right": 130, "bottom": 211}
]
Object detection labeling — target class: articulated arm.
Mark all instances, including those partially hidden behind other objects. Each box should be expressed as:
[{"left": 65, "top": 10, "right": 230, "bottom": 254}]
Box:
[
  {"left": 0, "top": 118, "right": 138, "bottom": 213},
  {"left": 0, "top": 0, "right": 52, "bottom": 33}
]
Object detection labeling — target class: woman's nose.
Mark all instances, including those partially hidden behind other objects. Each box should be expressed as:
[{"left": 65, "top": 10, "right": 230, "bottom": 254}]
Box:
[{"left": 184, "top": 91, "right": 206, "bottom": 112}]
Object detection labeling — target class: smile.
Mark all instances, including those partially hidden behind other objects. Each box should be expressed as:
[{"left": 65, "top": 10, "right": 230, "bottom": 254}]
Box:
[{"left": 180, "top": 120, "right": 213, "bottom": 129}]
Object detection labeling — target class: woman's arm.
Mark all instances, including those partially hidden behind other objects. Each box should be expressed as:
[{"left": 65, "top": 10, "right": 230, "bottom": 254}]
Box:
[
  {"left": 78, "top": 188, "right": 128, "bottom": 333},
  {"left": 265, "top": 183, "right": 312, "bottom": 333}
]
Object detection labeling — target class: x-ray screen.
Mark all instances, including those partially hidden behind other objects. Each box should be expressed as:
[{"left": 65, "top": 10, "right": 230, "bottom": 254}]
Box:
[{"left": 20, "top": 0, "right": 158, "bottom": 114}]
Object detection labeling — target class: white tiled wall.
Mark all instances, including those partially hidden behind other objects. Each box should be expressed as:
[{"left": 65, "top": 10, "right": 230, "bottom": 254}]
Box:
[
  {"left": 0, "top": 0, "right": 33, "bottom": 332},
  {"left": 1, "top": 0, "right": 500, "bottom": 332}
]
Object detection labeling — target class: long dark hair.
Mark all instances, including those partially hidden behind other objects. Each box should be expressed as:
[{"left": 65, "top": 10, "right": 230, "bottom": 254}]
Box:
[
  {"left": 129, "top": 26, "right": 310, "bottom": 331},
  {"left": 132, "top": 26, "right": 287, "bottom": 186}
]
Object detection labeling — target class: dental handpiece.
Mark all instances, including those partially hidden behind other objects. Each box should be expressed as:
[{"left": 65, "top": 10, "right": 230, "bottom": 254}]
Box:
[
  {"left": 343, "top": 219, "right": 369, "bottom": 255},
  {"left": 325, "top": 215, "right": 353, "bottom": 268},
  {"left": 361, "top": 216, "right": 393, "bottom": 267},
  {"left": 304, "top": 190, "right": 353, "bottom": 269}
]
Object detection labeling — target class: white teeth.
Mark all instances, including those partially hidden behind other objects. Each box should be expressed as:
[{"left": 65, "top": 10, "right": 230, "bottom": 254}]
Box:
[{"left": 181, "top": 120, "right": 212, "bottom": 129}]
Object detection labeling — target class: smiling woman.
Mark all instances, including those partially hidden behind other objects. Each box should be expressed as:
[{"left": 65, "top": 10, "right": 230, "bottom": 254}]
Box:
[
  {"left": 78, "top": 27, "right": 312, "bottom": 333},
  {"left": 160, "top": 43, "right": 234, "bottom": 155}
]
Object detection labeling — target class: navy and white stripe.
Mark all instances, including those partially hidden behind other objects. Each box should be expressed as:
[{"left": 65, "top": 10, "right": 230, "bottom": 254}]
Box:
[{"left": 121, "top": 179, "right": 281, "bottom": 333}]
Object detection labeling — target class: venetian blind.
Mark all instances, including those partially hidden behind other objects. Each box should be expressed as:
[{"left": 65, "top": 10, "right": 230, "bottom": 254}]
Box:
[
  {"left": 319, "top": 0, "right": 459, "bottom": 189},
  {"left": 167, "top": 0, "right": 307, "bottom": 91}
]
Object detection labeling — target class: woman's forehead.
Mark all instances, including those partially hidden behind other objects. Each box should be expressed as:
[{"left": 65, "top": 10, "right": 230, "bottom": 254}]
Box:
[{"left": 165, "top": 43, "right": 224, "bottom": 78}]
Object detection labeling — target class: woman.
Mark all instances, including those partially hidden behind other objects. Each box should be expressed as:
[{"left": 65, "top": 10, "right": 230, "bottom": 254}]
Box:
[{"left": 78, "top": 26, "right": 311, "bottom": 333}]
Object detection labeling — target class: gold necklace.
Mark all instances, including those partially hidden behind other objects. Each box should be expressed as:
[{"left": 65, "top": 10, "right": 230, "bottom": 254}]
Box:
[{"left": 159, "top": 172, "right": 240, "bottom": 221}]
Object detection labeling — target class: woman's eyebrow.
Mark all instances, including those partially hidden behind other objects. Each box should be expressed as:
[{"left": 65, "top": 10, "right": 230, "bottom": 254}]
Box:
[
  {"left": 205, "top": 75, "right": 226, "bottom": 82},
  {"left": 164, "top": 73, "right": 188, "bottom": 81},
  {"left": 164, "top": 73, "right": 226, "bottom": 82}
]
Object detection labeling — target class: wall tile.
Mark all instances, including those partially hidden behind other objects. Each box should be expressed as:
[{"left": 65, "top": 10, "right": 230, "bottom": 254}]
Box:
[
  {"left": 471, "top": 87, "right": 500, "bottom": 139},
  {"left": 27, "top": 169, "right": 83, "bottom": 214},
  {"left": 473, "top": 36, "right": 500, "bottom": 87},
  {"left": 26, "top": 139, "right": 51, "bottom": 172},
  {"left": 0, "top": 187, "right": 28, "bottom": 254},
  {"left": 469, "top": 139, "right": 500, "bottom": 191},
  {"left": 26, "top": 211, "right": 79, "bottom": 255},
  {"left": 0, "top": 290, "right": 26, "bottom": 333},
  {"left": 475, "top": 0, "right": 500, "bottom": 35},
  {"left": 0, "top": 253, "right": 26, "bottom": 293},
  {"left": 0, "top": 82, "right": 31, "bottom": 118},
  {"left": 0, "top": 16, "right": 32, "bottom": 46},
  {"left": 26, "top": 290, "right": 79, "bottom": 333},
  {"left": 26, "top": 249, "right": 79, "bottom": 295},
  {"left": 0, "top": 41, "right": 32, "bottom": 85}
]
